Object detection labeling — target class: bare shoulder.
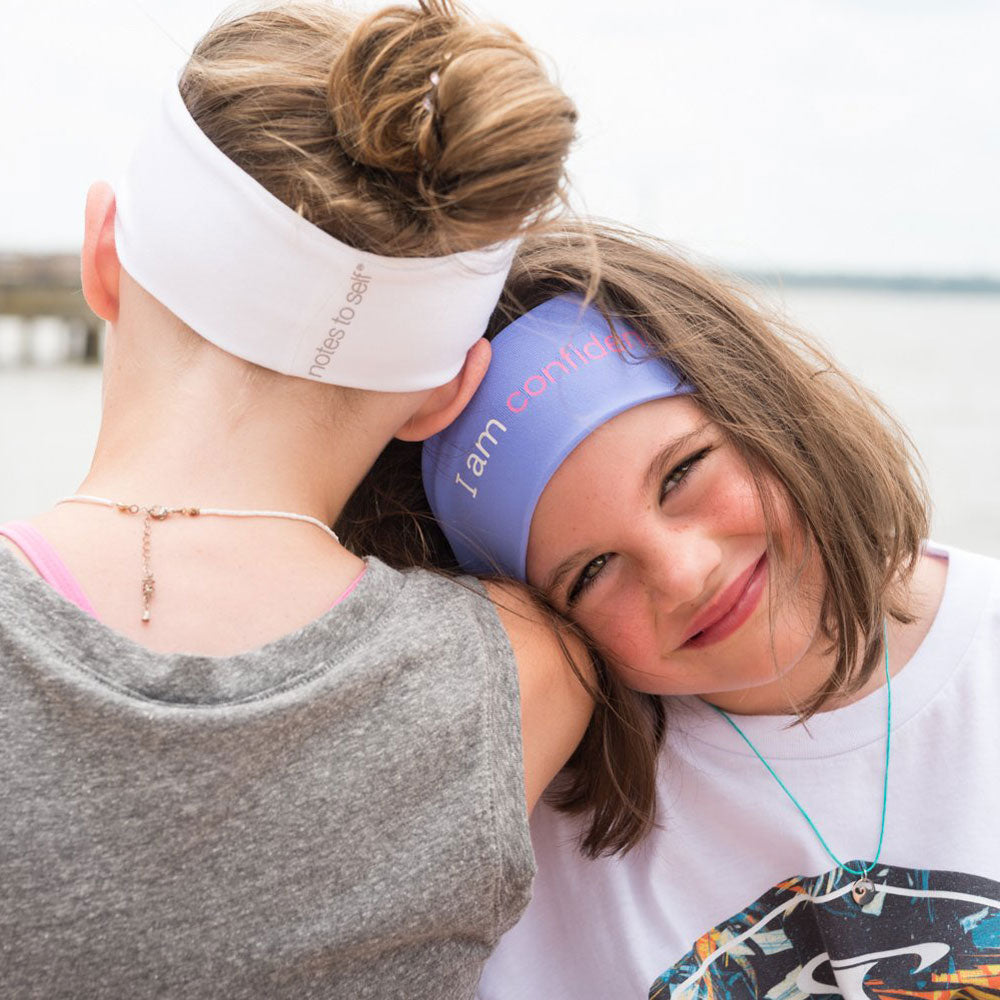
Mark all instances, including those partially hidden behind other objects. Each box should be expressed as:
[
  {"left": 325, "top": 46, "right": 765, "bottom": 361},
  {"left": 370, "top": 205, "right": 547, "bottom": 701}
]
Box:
[{"left": 483, "top": 579, "right": 594, "bottom": 812}]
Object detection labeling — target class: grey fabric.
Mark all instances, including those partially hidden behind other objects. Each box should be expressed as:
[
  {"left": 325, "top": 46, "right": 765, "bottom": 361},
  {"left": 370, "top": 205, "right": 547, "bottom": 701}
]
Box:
[{"left": 0, "top": 550, "right": 535, "bottom": 999}]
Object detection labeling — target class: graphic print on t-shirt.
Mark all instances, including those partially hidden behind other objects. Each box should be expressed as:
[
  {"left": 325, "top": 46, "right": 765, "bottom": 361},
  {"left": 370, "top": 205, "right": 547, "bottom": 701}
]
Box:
[{"left": 649, "top": 864, "right": 1000, "bottom": 1000}]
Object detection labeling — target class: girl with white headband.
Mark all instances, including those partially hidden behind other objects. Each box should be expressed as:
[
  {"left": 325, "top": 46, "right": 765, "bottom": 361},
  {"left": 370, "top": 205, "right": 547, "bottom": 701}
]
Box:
[
  {"left": 344, "top": 221, "right": 1000, "bottom": 1000},
  {"left": 0, "top": 3, "right": 595, "bottom": 996}
]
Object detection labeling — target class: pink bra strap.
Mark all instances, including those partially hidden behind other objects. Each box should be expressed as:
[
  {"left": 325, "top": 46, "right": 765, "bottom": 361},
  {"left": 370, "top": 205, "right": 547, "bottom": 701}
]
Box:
[
  {"left": 329, "top": 565, "right": 367, "bottom": 610},
  {"left": 0, "top": 521, "right": 98, "bottom": 618}
]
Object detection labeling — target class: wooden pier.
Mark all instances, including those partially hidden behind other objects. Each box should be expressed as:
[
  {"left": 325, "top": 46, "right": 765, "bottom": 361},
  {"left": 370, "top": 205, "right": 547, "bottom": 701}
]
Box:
[{"left": 0, "top": 253, "right": 103, "bottom": 365}]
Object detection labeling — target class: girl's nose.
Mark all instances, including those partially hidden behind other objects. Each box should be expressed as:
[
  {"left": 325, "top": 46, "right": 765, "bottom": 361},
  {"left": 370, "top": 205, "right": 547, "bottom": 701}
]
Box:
[{"left": 641, "top": 529, "right": 721, "bottom": 614}]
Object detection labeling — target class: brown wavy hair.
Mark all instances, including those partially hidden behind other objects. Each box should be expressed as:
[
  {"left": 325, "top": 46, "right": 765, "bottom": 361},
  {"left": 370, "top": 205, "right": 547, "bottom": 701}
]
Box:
[
  {"left": 338, "top": 220, "right": 930, "bottom": 857},
  {"left": 179, "top": 0, "right": 577, "bottom": 256}
]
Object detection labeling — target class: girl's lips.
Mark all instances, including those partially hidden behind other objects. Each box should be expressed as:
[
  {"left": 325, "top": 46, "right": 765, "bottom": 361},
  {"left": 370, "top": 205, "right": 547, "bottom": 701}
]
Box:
[{"left": 682, "top": 553, "right": 768, "bottom": 649}]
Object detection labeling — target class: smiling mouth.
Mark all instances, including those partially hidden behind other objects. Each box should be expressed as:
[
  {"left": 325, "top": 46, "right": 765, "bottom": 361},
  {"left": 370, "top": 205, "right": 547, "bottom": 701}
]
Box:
[{"left": 682, "top": 553, "right": 769, "bottom": 649}]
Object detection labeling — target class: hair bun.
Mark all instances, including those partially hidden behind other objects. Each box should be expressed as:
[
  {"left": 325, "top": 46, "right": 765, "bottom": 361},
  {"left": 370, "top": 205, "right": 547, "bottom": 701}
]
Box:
[{"left": 327, "top": 0, "right": 577, "bottom": 249}]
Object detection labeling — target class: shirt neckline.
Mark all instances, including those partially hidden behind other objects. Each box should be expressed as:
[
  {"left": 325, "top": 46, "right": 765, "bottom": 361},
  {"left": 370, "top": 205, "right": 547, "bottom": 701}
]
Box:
[
  {"left": 0, "top": 545, "right": 403, "bottom": 707},
  {"left": 671, "top": 544, "right": 996, "bottom": 760}
]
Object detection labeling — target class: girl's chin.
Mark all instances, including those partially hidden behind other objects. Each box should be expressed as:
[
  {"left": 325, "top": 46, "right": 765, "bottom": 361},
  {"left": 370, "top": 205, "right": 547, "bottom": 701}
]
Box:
[{"left": 620, "top": 629, "right": 819, "bottom": 699}]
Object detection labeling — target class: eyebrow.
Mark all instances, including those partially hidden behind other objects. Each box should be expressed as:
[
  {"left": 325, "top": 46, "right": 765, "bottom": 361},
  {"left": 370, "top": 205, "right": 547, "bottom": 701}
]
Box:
[
  {"left": 543, "top": 423, "right": 711, "bottom": 599},
  {"left": 545, "top": 547, "right": 596, "bottom": 600},
  {"left": 641, "top": 425, "right": 709, "bottom": 496}
]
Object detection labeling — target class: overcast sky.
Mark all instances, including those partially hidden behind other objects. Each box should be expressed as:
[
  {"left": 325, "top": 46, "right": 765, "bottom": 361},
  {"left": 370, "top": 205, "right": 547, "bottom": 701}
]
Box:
[{"left": 1, "top": 0, "right": 997, "bottom": 275}]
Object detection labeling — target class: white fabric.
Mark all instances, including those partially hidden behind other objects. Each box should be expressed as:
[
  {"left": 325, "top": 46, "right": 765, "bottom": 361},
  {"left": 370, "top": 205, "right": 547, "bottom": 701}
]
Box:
[
  {"left": 114, "top": 84, "right": 519, "bottom": 391},
  {"left": 478, "top": 544, "right": 1000, "bottom": 999}
]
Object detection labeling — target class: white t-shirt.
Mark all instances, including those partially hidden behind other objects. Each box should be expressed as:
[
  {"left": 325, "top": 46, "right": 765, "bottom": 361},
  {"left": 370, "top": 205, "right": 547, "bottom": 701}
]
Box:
[{"left": 479, "top": 545, "right": 1000, "bottom": 1000}]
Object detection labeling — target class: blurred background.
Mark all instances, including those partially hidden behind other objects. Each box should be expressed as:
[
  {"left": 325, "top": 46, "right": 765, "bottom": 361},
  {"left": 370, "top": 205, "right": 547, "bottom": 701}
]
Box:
[{"left": 2, "top": 0, "right": 998, "bottom": 554}]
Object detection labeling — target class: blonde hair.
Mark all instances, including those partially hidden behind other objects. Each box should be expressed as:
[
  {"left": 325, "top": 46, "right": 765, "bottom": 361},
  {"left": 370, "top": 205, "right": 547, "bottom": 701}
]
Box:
[
  {"left": 339, "top": 219, "right": 930, "bottom": 856},
  {"left": 179, "top": 0, "right": 577, "bottom": 257}
]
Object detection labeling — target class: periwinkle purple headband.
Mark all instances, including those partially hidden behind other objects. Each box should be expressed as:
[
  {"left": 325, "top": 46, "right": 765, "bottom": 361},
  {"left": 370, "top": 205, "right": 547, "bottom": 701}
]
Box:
[{"left": 422, "top": 295, "right": 693, "bottom": 580}]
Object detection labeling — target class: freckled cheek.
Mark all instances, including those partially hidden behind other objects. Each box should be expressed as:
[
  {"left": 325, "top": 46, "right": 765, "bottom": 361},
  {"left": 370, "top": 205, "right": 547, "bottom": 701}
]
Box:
[
  {"left": 685, "top": 463, "right": 763, "bottom": 535},
  {"left": 578, "top": 587, "right": 659, "bottom": 675},
  {"left": 706, "top": 476, "right": 765, "bottom": 533}
]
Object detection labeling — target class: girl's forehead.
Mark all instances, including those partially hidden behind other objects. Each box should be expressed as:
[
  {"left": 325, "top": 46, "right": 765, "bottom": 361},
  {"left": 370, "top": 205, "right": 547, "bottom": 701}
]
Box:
[
  {"left": 551, "top": 395, "right": 704, "bottom": 479},
  {"left": 527, "top": 396, "right": 706, "bottom": 547}
]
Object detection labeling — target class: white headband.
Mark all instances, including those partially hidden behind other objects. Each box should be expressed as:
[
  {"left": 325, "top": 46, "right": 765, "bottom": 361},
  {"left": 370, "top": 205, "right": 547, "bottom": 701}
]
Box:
[{"left": 114, "top": 83, "right": 520, "bottom": 391}]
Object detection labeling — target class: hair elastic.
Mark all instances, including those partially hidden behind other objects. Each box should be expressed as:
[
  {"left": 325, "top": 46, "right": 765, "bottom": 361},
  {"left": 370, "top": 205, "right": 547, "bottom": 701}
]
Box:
[
  {"left": 423, "top": 295, "right": 693, "bottom": 580},
  {"left": 114, "top": 82, "right": 519, "bottom": 392}
]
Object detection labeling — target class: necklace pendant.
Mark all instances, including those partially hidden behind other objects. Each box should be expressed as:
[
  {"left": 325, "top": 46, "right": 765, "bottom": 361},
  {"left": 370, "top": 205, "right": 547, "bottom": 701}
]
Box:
[{"left": 851, "top": 876, "right": 876, "bottom": 906}]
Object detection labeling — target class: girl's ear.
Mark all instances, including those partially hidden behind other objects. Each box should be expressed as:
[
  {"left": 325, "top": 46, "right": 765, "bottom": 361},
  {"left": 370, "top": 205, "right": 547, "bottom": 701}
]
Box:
[
  {"left": 395, "top": 337, "right": 492, "bottom": 442},
  {"left": 81, "top": 181, "right": 121, "bottom": 323}
]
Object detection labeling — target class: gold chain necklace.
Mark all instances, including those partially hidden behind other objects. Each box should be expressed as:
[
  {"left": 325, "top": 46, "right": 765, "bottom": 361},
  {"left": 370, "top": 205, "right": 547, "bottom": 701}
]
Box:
[{"left": 56, "top": 494, "right": 339, "bottom": 624}]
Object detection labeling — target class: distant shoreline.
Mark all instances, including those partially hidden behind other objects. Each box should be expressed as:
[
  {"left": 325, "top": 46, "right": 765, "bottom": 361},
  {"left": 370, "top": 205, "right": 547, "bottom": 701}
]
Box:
[
  {"left": 734, "top": 271, "right": 1000, "bottom": 295},
  {"left": 2, "top": 251, "right": 999, "bottom": 297}
]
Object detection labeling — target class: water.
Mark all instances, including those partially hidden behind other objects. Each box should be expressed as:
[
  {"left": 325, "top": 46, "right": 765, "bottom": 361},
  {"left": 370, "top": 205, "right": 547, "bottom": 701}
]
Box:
[
  {"left": 762, "top": 288, "right": 1000, "bottom": 558},
  {"left": 1, "top": 290, "right": 998, "bottom": 556},
  {"left": 0, "top": 356, "right": 102, "bottom": 522}
]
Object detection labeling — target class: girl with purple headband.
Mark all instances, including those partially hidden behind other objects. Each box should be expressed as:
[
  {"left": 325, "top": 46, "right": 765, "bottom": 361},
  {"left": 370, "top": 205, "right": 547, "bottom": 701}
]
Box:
[{"left": 341, "top": 220, "right": 1000, "bottom": 999}]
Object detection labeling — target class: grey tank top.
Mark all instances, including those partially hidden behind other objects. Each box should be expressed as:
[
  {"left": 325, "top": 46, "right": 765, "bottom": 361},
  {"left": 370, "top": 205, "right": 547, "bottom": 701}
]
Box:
[{"left": 0, "top": 549, "right": 534, "bottom": 999}]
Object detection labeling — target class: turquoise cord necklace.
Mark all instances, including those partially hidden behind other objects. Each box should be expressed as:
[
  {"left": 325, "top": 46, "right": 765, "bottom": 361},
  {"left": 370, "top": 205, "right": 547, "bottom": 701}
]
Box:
[{"left": 709, "top": 622, "right": 891, "bottom": 900}]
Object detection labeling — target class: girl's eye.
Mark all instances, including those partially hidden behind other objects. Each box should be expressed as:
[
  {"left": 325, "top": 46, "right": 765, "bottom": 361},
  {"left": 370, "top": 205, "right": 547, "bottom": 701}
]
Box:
[
  {"left": 660, "top": 446, "right": 712, "bottom": 502},
  {"left": 567, "top": 553, "right": 610, "bottom": 606},
  {"left": 565, "top": 445, "right": 713, "bottom": 607}
]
